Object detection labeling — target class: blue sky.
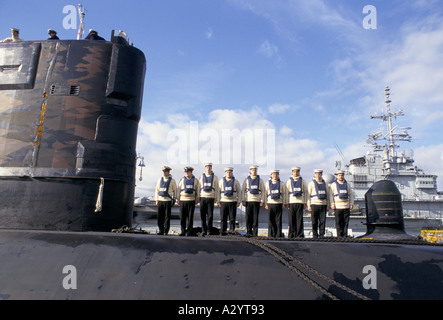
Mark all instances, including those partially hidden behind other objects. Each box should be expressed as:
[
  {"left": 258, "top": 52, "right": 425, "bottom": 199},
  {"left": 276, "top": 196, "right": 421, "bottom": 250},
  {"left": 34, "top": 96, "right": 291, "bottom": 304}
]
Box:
[{"left": 2, "top": 0, "right": 443, "bottom": 196}]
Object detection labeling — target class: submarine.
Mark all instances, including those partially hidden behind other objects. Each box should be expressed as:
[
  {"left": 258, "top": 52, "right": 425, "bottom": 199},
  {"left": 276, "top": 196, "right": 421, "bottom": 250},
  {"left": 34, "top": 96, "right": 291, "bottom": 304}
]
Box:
[{"left": 0, "top": 34, "right": 442, "bottom": 302}]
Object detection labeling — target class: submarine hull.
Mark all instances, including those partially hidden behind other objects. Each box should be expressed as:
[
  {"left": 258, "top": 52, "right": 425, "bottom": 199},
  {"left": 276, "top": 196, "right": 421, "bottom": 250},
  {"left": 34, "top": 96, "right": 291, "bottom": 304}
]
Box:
[
  {"left": 0, "top": 229, "right": 442, "bottom": 300},
  {"left": 0, "top": 39, "right": 146, "bottom": 231}
]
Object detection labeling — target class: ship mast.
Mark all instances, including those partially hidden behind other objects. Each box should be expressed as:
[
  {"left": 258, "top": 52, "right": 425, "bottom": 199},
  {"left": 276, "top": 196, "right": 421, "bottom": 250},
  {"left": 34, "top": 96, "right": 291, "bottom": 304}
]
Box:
[{"left": 368, "top": 86, "right": 412, "bottom": 161}]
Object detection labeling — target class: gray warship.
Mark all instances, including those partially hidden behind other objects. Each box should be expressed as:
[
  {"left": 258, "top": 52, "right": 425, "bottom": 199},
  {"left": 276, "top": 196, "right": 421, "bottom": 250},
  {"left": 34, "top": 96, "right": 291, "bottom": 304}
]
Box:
[
  {"left": 338, "top": 86, "right": 443, "bottom": 219},
  {"left": 0, "top": 30, "right": 442, "bottom": 301}
]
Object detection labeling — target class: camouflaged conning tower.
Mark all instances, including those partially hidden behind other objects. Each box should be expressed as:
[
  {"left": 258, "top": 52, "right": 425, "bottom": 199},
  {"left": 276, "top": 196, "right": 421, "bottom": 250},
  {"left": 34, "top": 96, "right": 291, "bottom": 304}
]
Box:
[{"left": 0, "top": 35, "right": 146, "bottom": 231}]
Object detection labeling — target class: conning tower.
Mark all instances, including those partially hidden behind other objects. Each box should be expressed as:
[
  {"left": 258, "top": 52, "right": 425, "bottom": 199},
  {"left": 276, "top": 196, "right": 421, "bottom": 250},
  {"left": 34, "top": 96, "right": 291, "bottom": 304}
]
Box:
[{"left": 0, "top": 33, "right": 146, "bottom": 231}]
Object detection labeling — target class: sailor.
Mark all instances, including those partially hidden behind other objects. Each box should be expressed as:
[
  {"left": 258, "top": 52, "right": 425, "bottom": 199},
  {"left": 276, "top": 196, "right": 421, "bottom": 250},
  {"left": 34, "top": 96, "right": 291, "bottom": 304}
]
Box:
[
  {"left": 85, "top": 29, "right": 105, "bottom": 41},
  {"left": 154, "top": 166, "right": 177, "bottom": 235},
  {"left": 331, "top": 170, "right": 354, "bottom": 237},
  {"left": 199, "top": 162, "right": 219, "bottom": 236},
  {"left": 241, "top": 165, "right": 265, "bottom": 236},
  {"left": 0, "top": 28, "right": 23, "bottom": 43},
  {"left": 177, "top": 166, "right": 200, "bottom": 236},
  {"left": 47, "top": 29, "right": 59, "bottom": 40},
  {"left": 286, "top": 167, "right": 308, "bottom": 238},
  {"left": 307, "top": 169, "right": 330, "bottom": 238},
  {"left": 217, "top": 167, "right": 242, "bottom": 235},
  {"left": 265, "top": 170, "right": 287, "bottom": 238}
]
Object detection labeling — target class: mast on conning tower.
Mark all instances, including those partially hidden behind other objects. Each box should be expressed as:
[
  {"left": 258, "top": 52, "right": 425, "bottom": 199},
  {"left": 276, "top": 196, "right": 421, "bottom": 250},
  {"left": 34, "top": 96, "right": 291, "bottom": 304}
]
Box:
[
  {"left": 77, "top": 4, "right": 85, "bottom": 40},
  {"left": 367, "top": 86, "right": 412, "bottom": 161}
]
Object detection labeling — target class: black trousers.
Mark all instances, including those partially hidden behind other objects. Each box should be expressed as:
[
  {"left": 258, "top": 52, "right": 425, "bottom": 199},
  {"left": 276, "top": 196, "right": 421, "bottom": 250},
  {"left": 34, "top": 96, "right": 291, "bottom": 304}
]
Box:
[
  {"left": 335, "top": 208, "right": 350, "bottom": 237},
  {"left": 245, "top": 201, "right": 261, "bottom": 236},
  {"left": 288, "top": 203, "right": 304, "bottom": 238},
  {"left": 157, "top": 200, "right": 172, "bottom": 234},
  {"left": 179, "top": 200, "right": 195, "bottom": 235},
  {"left": 311, "top": 204, "right": 327, "bottom": 238},
  {"left": 268, "top": 203, "right": 283, "bottom": 238},
  {"left": 220, "top": 202, "right": 237, "bottom": 234},
  {"left": 200, "top": 197, "right": 215, "bottom": 233}
]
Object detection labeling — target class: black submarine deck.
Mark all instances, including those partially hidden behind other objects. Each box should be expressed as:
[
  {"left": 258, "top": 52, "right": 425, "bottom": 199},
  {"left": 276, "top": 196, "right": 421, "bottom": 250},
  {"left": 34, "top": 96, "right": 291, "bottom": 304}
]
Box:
[{"left": 0, "top": 229, "right": 442, "bottom": 300}]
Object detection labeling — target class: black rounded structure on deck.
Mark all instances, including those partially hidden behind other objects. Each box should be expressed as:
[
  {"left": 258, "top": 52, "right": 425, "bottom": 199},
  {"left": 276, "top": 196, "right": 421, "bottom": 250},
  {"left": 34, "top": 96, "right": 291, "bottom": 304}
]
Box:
[{"left": 361, "top": 180, "right": 416, "bottom": 240}]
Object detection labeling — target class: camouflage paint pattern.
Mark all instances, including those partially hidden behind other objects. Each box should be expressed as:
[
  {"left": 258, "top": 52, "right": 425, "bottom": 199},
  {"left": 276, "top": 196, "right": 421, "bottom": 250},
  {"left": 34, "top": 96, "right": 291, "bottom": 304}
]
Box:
[{"left": 0, "top": 37, "right": 146, "bottom": 231}]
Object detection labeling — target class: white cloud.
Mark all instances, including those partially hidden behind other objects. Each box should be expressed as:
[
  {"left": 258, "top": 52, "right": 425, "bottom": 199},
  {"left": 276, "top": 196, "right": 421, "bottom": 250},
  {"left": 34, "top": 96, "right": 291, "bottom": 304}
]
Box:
[
  {"left": 135, "top": 108, "right": 330, "bottom": 196},
  {"left": 279, "top": 126, "right": 292, "bottom": 136},
  {"left": 268, "top": 103, "right": 290, "bottom": 114}
]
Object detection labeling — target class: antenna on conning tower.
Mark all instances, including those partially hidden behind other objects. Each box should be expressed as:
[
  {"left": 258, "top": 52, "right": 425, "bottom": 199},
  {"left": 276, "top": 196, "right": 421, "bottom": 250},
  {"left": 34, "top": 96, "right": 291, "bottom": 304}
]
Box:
[
  {"left": 368, "top": 86, "right": 412, "bottom": 160},
  {"left": 77, "top": 4, "right": 86, "bottom": 40}
]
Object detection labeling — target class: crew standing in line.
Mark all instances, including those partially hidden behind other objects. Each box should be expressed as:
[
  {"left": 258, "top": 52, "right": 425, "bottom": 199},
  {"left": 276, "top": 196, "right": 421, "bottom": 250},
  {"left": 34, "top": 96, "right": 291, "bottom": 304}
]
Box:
[
  {"left": 154, "top": 166, "right": 177, "bottom": 235},
  {"left": 307, "top": 169, "right": 330, "bottom": 238},
  {"left": 331, "top": 170, "right": 354, "bottom": 237},
  {"left": 199, "top": 163, "right": 218, "bottom": 236},
  {"left": 217, "top": 167, "right": 242, "bottom": 235},
  {"left": 177, "top": 166, "right": 200, "bottom": 236},
  {"left": 1, "top": 28, "right": 23, "bottom": 42},
  {"left": 242, "top": 165, "right": 265, "bottom": 237},
  {"left": 265, "top": 170, "right": 287, "bottom": 238},
  {"left": 286, "top": 167, "right": 308, "bottom": 238}
]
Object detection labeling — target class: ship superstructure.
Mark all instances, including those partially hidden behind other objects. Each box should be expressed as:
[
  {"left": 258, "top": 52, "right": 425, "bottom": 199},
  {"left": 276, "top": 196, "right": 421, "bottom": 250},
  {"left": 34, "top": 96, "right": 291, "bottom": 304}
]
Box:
[{"left": 341, "top": 87, "right": 443, "bottom": 218}]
